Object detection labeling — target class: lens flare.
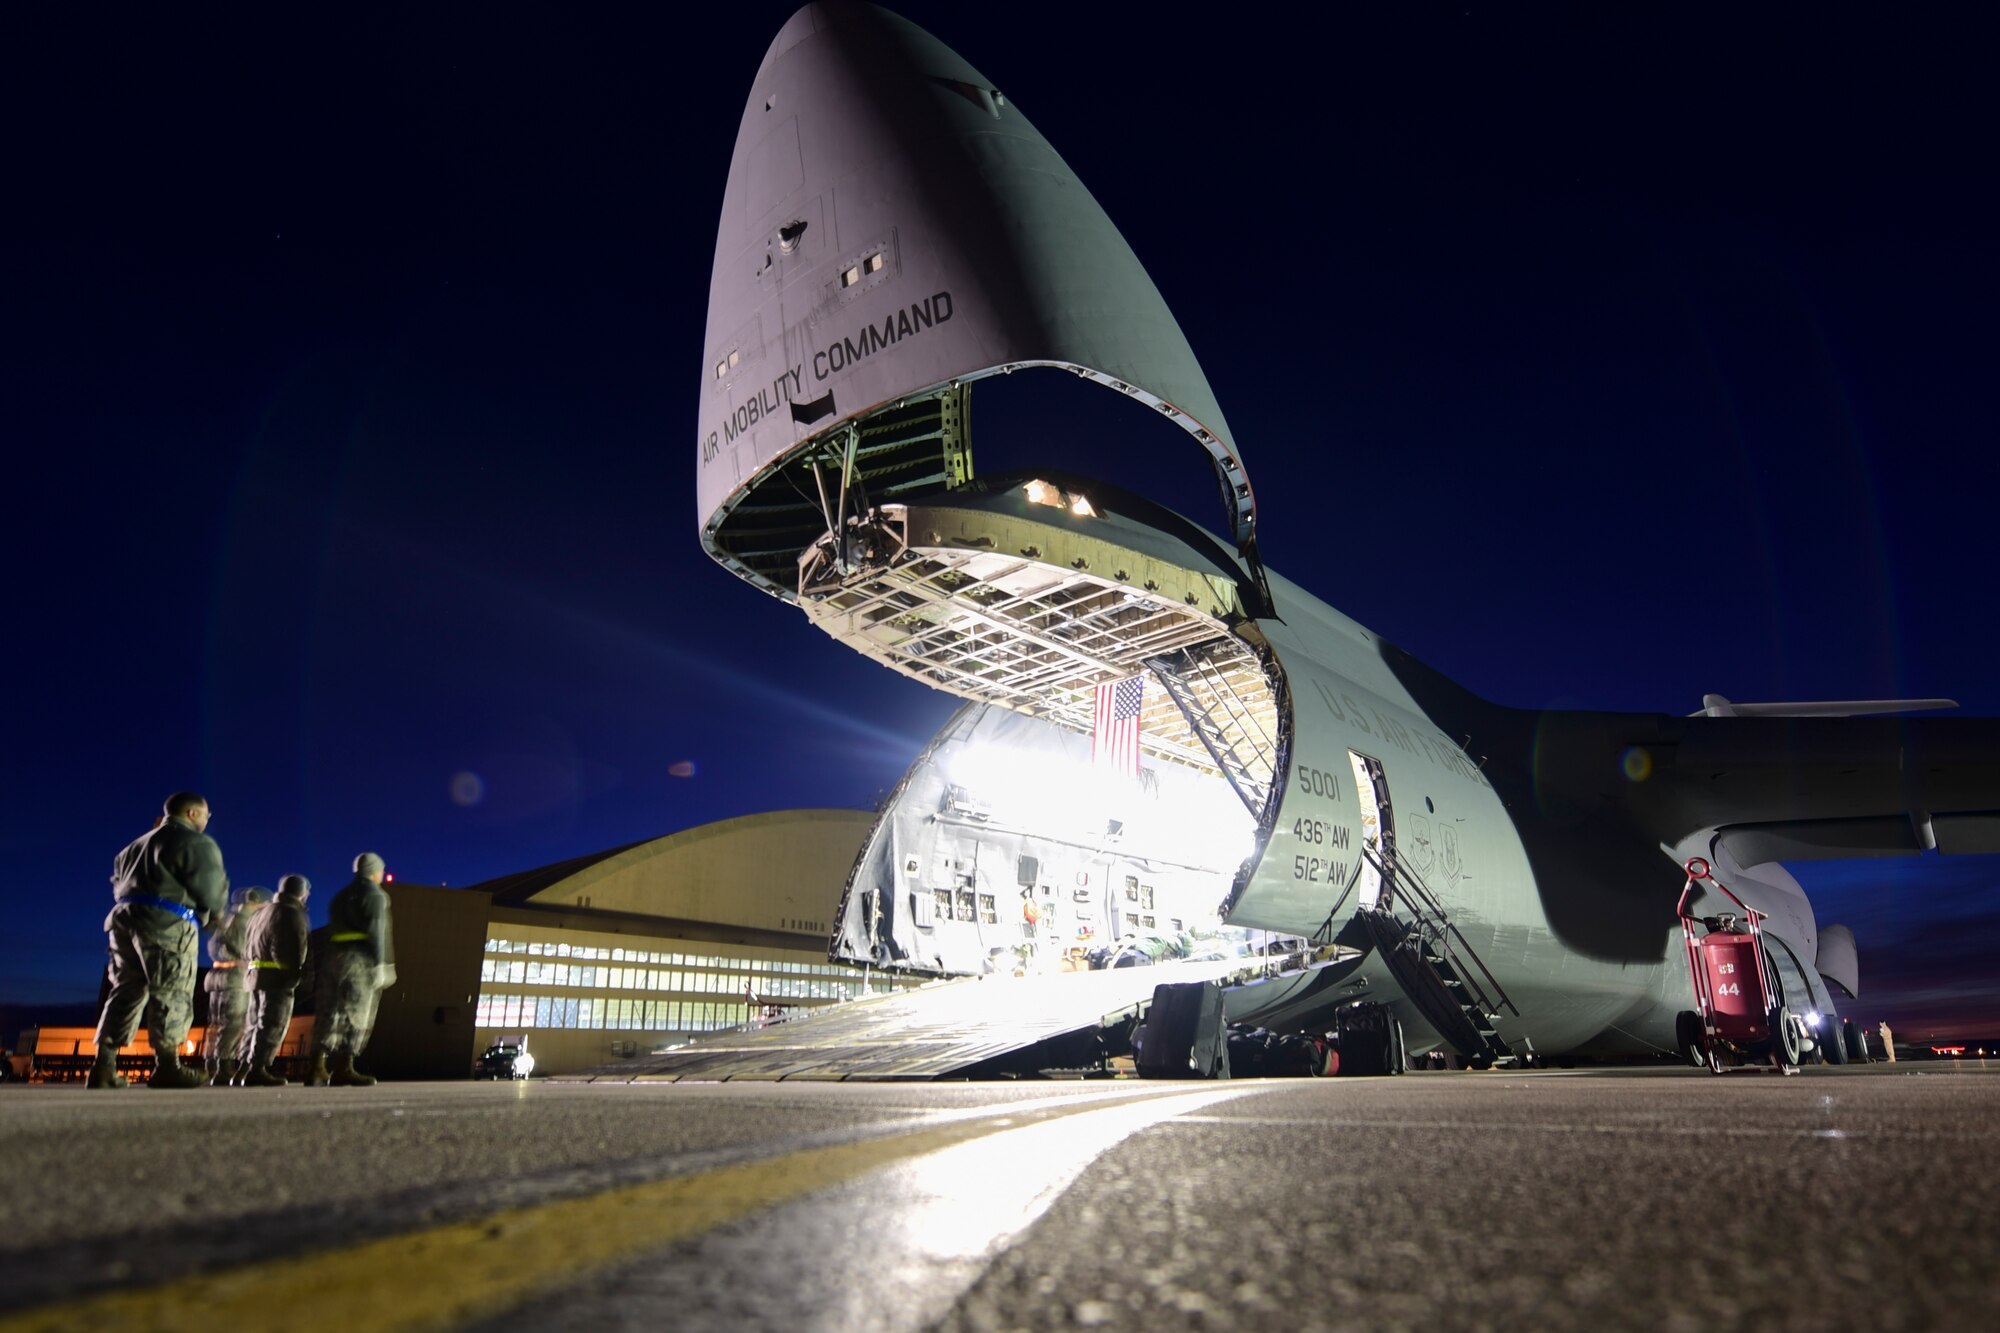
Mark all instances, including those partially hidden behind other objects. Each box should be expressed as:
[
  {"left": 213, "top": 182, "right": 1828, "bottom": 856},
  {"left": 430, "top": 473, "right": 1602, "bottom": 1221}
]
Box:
[{"left": 450, "top": 771, "right": 486, "bottom": 806}]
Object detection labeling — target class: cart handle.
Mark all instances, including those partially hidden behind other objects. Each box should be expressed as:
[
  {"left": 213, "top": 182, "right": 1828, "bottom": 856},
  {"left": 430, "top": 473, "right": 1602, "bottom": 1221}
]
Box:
[{"left": 1678, "top": 856, "right": 1761, "bottom": 923}]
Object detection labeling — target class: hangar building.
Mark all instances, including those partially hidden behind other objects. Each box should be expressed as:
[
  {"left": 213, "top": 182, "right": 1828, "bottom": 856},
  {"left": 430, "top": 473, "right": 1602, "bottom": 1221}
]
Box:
[{"left": 365, "top": 808, "right": 917, "bottom": 1079}]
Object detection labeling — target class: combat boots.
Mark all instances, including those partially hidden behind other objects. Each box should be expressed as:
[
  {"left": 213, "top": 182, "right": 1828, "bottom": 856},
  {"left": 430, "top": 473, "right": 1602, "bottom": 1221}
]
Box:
[
  {"left": 240, "top": 1061, "right": 286, "bottom": 1087},
  {"left": 328, "top": 1052, "right": 376, "bottom": 1086},
  {"left": 306, "top": 1053, "right": 330, "bottom": 1086},
  {"left": 85, "top": 1053, "right": 127, "bottom": 1089},
  {"left": 148, "top": 1053, "right": 204, "bottom": 1089},
  {"left": 207, "top": 1058, "right": 239, "bottom": 1087}
]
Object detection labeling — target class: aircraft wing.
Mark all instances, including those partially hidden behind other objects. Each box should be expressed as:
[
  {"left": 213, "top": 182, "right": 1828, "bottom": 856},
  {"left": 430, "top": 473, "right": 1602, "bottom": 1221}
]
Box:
[{"left": 1546, "top": 710, "right": 2000, "bottom": 861}]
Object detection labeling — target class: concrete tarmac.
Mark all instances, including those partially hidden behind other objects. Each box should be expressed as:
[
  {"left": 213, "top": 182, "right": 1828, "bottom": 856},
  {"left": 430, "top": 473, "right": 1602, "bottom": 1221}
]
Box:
[{"left": 1, "top": 1063, "right": 1994, "bottom": 1331}]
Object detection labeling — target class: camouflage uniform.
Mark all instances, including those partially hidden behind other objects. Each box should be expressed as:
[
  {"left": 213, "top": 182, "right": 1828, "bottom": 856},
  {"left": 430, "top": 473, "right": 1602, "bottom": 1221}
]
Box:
[
  {"left": 316, "top": 857, "right": 394, "bottom": 1082},
  {"left": 94, "top": 812, "right": 229, "bottom": 1086},
  {"left": 238, "top": 877, "right": 311, "bottom": 1083},
  {"left": 201, "top": 889, "right": 268, "bottom": 1083}
]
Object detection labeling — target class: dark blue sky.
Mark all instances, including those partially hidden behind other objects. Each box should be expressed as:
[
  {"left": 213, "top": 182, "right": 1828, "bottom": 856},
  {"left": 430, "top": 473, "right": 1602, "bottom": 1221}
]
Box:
[{"left": 6, "top": 4, "right": 1996, "bottom": 1035}]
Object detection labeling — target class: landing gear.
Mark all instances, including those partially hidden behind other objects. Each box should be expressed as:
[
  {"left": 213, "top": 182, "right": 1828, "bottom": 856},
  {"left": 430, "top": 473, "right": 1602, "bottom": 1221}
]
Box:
[
  {"left": 1676, "top": 1010, "right": 1707, "bottom": 1069},
  {"left": 1334, "top": 1002, "right": 1401, "bottom": 1076},
  {"left": 1771, "top": 1006, "right": 1801, "bottom": 1073}
]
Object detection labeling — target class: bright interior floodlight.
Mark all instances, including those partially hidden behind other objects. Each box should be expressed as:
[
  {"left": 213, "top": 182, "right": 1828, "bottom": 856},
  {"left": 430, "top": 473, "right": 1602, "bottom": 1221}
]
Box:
[
  {"left": 941, "top": 737, "right": 1258, "bottom": 871},
  {"left": 1022, "top": 478, "right": 1064, "bottom": 508}
]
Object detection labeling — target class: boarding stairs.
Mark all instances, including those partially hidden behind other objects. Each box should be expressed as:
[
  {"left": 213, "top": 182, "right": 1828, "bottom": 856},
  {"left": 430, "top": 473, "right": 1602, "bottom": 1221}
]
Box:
[
  {"left": 1146, "top": 647, "right": 1275, "bottom": 818},
  {"left": 1353, "top": 842, "right": 1520, "bottom": 1067}
]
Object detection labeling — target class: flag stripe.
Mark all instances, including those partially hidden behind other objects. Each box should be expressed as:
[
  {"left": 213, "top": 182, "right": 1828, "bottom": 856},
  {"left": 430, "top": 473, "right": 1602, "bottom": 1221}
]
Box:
[{"left": 1093, "top": 675, "right": 1144, "bottom": 778}]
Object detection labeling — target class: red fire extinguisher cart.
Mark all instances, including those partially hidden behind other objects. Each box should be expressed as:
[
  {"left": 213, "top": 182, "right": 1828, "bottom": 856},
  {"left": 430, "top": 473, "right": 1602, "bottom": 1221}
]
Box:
[{"left": 1676, "top": 857, "right": 1802, "bottom": 1075}]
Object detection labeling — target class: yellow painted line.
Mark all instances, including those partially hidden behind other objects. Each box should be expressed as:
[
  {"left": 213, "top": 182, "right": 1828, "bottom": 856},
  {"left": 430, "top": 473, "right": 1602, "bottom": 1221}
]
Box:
[{"left": 1, "top": 1089, "right": 1220, "bottom": 1333}]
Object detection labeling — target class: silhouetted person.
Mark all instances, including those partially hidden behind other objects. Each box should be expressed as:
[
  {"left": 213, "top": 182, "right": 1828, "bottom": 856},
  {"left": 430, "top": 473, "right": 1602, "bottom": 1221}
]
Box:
[
  {"left": 90, "top": 792, "right": 229, "bottom": 1089},
  {"left": 313, "top": 853, "right": 395, "bottom": 1086},
  {"left": 237, "top": 875, "right": 310, "bottom": 1086},
  {"left": 201, "top": 885, "right": 269, "bottom": 1085}
]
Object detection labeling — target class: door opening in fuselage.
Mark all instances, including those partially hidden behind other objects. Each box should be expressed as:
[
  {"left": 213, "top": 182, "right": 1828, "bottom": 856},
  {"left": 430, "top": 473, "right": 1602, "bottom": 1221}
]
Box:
[{"left": 1348, "top": 750, "right": 1393, "bottom": 910}]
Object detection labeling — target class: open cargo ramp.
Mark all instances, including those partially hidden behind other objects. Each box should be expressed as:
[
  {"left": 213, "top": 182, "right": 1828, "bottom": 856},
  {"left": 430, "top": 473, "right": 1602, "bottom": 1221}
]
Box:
[{"left": 565, "top": 958, "right": 1253, "bottom": 1083}]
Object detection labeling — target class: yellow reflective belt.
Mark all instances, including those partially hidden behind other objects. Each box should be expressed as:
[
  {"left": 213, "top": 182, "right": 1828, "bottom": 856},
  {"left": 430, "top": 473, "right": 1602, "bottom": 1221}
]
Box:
[
  {"left": 330, "top": 932, "right": 369, "bottom": 942},
  {"left": 250, "top": 960, "right": 291, "bottom": 969}
]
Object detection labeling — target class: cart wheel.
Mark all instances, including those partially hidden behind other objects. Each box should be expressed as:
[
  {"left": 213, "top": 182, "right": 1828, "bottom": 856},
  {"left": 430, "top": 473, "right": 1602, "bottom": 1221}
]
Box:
[
  {"left": 1675, "top": 1011, "right": 1706, "bottom": 1068},
  {"left": 1706, "top": 1043, "right": 1729, "bottom": 1075},
  {"left": 1389, "top": 1018, "right": 1407, "bottom": 1075},
  {"left": 1773, "top": 1007, "right": 1801, "bottom": 1069}
]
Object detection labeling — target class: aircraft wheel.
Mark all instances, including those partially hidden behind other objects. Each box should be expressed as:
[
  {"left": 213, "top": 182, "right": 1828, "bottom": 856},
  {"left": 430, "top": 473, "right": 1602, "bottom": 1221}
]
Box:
[
  {"left": 1821, "top": 1018, "right": 1849, "bottom": 1065},
  {"left": 1676, "top": 1011, "right": 1707, "bottom": 1068},
  {"left": 1389, "top": 1019, "right": 1407, "bottom": 1075},
  {"left": 1773, "top": 1007, "right": 1801, "bottom": 1069},
  {"left": 1468, "top": 1052, "right": 1494, "bottom": 1071},
  {"left": 1844, "top": 1020, "right": 1871, "bottom": 1062}
]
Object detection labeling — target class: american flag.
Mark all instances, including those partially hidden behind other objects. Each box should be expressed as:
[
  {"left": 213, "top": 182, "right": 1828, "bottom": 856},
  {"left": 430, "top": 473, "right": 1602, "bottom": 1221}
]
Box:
[{"left": 1093, "top": 675, "right": 1145, "bottom": 778}]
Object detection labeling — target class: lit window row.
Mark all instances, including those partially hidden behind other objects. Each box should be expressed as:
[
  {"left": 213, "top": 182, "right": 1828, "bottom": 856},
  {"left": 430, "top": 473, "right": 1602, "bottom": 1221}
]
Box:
[
  {"left": 484, "top": 937, "right": 851, "bottom": 976},
  {"left": 479, "top": 957, "right": 865, "bottom": 999},
  {"left": 714, "top": 347, "right": 741, "bottom": 380},
  {"left": 476, "top": 992, "right": 745, "bottom": 1033}
]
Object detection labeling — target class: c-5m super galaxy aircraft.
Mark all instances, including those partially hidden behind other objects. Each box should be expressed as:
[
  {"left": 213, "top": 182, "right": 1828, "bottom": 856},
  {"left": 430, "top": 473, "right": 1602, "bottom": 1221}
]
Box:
[{"left": 684, "top": 3, "right": 2000, "bottom": 1076}]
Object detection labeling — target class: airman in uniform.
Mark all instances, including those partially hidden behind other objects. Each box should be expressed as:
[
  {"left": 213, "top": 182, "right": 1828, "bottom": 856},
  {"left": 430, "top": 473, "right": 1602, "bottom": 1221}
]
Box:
[
  {"left": 90, "top": 792, "right": 230, "bottom": 1089},
  {"left": 313, "top": 852, "right": 395, "bottom": 1086},
  {"left": 237, "top": 875, "right": 311, "bottom": 1086},
  {"left": 201, "top": 885, "right": 269, "bottom": 1086}
]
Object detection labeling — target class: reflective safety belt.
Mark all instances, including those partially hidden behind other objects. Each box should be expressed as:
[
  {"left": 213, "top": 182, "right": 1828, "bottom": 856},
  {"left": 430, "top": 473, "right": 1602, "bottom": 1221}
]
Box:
[
  {"left": 123, "top": 894, "right": 197, "bottom": 924},
  {"left": 250, "top": 960, "right": 292, "bottom": 970},
  {"left": 211, "top": 960, "right": 239, "bottom": 969},
  {"left": 330, "top": 931, "right": 369, "bottom": 942}
]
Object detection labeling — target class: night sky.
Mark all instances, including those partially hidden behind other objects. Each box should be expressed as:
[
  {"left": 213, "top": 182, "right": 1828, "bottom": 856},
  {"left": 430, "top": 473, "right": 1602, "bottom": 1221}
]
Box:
[{"left": 7, "top": 4, "right": 1996, "bottom": 1038}]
